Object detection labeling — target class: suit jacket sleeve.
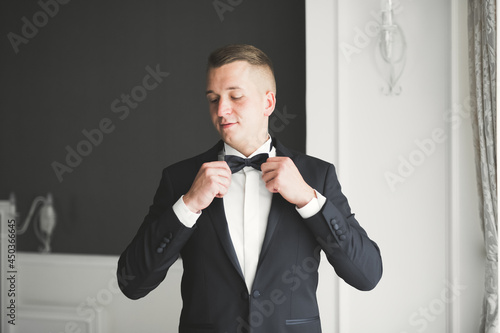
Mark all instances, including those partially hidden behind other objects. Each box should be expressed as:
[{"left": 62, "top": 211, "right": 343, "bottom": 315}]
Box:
[
  {"left": 303, "top": 163, "right": 383, "bottom": 291},
  {"left": 117, "top": 167, "right": 195, "bottom": 300}
]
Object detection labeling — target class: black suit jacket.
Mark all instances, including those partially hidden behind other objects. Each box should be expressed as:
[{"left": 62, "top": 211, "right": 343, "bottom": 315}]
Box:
[{"left": 118, "top": 139, "right": 382, "bottom": 333}]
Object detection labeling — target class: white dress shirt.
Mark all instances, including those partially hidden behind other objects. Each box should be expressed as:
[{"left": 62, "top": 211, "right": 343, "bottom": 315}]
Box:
[
  {"left": 222, "top": 138, "right": 274, "bottom": 291},
  {"left": 173, "top": 137, "right": 326, "bottom": 292}
]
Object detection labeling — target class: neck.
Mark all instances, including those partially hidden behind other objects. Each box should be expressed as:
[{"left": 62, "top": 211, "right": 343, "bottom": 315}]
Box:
[{"left": 227, "top": 134, "right": 270, "bottom": 157}]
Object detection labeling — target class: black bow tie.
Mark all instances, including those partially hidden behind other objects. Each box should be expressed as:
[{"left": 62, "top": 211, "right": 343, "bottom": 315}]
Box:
[{"left": 224, "top": 153, "right": 269, "bottom": 173}]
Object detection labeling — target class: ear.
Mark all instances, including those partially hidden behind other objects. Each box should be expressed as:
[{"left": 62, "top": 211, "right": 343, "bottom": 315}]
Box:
[{"left": 263, "top": 91, "right": 276, "bottom": 117}]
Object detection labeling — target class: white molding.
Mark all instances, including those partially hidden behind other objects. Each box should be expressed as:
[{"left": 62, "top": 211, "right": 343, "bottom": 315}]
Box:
[
  {"left": 306, "top": 1, "right": 340, "bottom": 333},
  {"left": 305, "top": 0, "right": 338, "bottom": 165},
  {"left": 18, "top": 304, "right": 101, "bottom": 333},
  {"left": 16, "top": 252, "right": 183, "bottom": 332},
  {"left": 448, "top": 0, "right": 465, "bottom": 331},
  {"left": 17, "top": 251, "right": 119, "bottom": 268}
]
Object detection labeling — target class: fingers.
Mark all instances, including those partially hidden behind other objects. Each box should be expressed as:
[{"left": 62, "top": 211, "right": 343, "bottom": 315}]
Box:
[
  {"left": 208, "top": 161, "right": 232, "bottom": 196},
  {"left": 260, "top": 157, "right": 314, "bottom": 206},
  {"left": 200, "top": 162, "right": 232, "bottom": 193},
  {"left": 261, "top": 156, "right": 293, "bottom": 173},
  {"left": 200, "top": 161, "right": 232, "bottom": 178},
  {"left": 261, "top": 157, "right": 291, "bottom": 179},
  {"left": 184, "top": 161, "right": 232, "bottom": 212},
  {"left": 210, "top": 160, "right": 232, "bottom": 173},
  {"left": 263, "top": 173, "right": 280, "bottom": 193},
  {"left": 261, "top": 157, "right": 290, "bottom": 193}
]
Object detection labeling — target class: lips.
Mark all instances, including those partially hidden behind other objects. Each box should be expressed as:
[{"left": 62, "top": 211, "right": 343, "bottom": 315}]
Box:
[{"left": 221, "top": 122, "right": 236, "bottom": 129}]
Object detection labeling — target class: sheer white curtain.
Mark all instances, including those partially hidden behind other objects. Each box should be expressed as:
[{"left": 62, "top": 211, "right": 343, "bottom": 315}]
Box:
[{"left": 468, "top": 0, "right": 498, "bottom": 332}]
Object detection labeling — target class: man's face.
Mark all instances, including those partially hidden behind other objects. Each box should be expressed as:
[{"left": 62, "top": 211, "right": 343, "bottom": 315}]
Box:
[{"left": 206, "top": 61, "right": 275, "bottom": 156}]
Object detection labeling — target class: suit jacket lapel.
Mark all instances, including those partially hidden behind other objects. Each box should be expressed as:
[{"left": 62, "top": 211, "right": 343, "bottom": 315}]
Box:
[
  {"left": 257, "top": 138, "right": 295, "bottom": 267},
  {"left": 206, "top": 198, "right": 244, "bottom": 279},
  {"left": 200, "top": 138, "right": 296, "bottom": 280},
  {"left": 258, "top": 194, "right": 286, "bottom": 266},
  {"left": 200, "top": 140, "right": 244, "bottom": 279}
]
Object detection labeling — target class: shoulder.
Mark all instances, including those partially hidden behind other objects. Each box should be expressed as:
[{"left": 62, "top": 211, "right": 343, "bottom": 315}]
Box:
[
  {"left": 164, "top": 140, "right": 223, "bottom": 175},
  {"left": 292, "top": 149, "right": 333, "bottom": 170},
  {"left": 276, "top": 139, "right": 334, "bottom": 172},
  {"left": 276, "top": 140, "right": 339, "bottom": 191},
  {"left": 293, "top": 151, "right": 336, "bottom": 186}
]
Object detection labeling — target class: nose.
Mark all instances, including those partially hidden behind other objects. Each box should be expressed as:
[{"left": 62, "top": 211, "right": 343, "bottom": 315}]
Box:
[{"left": 217, "top": 97, "right": 231, "bottom": 117}]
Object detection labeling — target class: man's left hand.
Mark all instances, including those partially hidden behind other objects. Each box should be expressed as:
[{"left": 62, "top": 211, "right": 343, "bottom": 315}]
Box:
[{"left": 261, "top": 157, "right": 315, "bottom": 208}]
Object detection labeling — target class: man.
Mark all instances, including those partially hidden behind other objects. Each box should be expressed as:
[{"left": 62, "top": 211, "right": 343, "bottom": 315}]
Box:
[{"left": 118, "top": 44, "right": 382, "bottom": 333}]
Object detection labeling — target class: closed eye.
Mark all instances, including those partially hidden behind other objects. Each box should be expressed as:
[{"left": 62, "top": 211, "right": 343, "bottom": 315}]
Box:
[{"left": 207, "top": 96, "right": 219, "bottom": 103}]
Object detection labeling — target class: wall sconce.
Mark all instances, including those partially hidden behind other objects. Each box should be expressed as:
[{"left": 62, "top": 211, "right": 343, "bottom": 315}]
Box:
[
  {"left": 377, "top": 0, "right": 407, "bottom": 95},
  {"left": 16, "top": 193, "right": 57, "bottom": 253}
]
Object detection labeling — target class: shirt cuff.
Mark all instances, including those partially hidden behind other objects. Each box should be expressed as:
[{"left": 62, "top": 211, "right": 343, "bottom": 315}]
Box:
[
  {"left": 172, "top": 195, "right": 201, "bottom": 228},
  {"left": 296, "top": 190, "right": 327, "bottom": 219}
]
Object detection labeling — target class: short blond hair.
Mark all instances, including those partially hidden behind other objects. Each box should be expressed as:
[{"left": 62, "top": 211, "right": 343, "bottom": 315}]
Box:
[{"left": 207, "top": 44, "right": 276, "bottom": 93}]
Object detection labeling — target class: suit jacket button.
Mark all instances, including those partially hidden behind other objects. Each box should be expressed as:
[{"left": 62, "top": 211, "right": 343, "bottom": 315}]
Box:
[
  {"left": 339, "top": 235, "right": 346, "bottom": 241},
  {"left": 252, "top": 290, "right": 261, "bottom": 298},
  {"left": 156, "top": 247, "right": 164, "bottom": 254},
  {"left": 333, "top": 223, "right": 340, "bottom": 230},
  {"left": 162, "top": 237, "right": 170, "bottom": 243},
  {"left": 336, "top": 229, "right": 343, "bottom": 235}
]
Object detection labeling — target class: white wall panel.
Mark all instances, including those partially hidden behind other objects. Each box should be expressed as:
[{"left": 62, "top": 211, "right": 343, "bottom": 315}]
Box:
[
  {"left": 306, "top": 0, "right": 484, "bottom": 332},
  {"left": 17, "top": 253, "right": 182, "bottom": 333}
]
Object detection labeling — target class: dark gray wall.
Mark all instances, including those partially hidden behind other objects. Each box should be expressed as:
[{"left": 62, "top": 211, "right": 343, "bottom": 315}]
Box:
[{"left": 0, "top": 0, "right": 306, "bottom": 254}]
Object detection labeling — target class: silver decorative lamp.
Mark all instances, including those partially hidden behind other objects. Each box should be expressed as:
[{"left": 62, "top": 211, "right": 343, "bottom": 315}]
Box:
[
  {"left": 377, "top": 0, "right": 407, "bottom": 95},
  {"left": 16, "top": 193, "right": 57, "bottom": 253}
]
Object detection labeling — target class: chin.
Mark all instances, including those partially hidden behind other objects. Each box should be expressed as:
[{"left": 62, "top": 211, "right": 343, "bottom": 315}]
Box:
[
  {"left": 218, "top": 132, "right": 232, "bottom": 144},
  {"left": 221, "top": 134, "right": 243, "bottom": 148},
  {"left": 219, "top": 129, "right": 238, "bottom": 142}
]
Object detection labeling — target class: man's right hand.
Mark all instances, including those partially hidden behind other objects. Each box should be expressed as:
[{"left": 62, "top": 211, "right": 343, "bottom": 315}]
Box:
[{"left": 183, "top": 161, "right": 232, "bottom": 213}]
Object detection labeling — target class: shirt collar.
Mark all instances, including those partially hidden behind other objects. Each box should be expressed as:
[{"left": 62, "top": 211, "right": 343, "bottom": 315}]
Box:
[{"left": 223, "top": 136, "right": 275, "bottom": 159}]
